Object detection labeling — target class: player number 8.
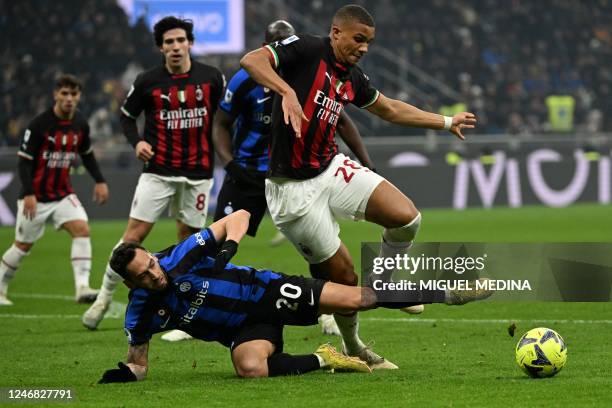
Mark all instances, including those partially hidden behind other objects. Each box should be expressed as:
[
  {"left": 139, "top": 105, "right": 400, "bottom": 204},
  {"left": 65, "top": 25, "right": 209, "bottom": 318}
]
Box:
[{"left": 275, "top": 283, "right": 302, "bottom": 311}]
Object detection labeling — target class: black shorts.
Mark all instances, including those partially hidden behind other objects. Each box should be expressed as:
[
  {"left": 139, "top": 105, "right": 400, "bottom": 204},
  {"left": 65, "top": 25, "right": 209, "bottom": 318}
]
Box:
[
  {"left": 229, "top": 323, "right": 284, "bottom": 353},
  {"left": 213, "top": 175, "right": 267, "bottom": 237},
  {"left": 246, "top": 274, "right": 326, "bottom": 327}
]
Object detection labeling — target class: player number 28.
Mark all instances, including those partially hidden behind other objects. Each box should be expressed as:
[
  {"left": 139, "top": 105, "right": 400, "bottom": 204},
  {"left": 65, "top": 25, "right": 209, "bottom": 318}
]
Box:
[
  {"left": 334, "top": 159, "right": 364, "bottom": 184},
  {"left": 275, "top": 283, "right": 302, "bottom": 311}
]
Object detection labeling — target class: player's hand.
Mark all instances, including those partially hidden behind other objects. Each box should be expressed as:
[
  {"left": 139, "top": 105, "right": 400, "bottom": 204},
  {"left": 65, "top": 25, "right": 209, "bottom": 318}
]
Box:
[
  {"left": 135, "top": 141, "right": 155, "bottom": 162},
  {"left": 93, "top": 183, "right": 109, "bottom": 205},
  {"left": 449, "top": 112, "right": 477, "bottom": 140},
  {"left": 214, "top": 240, "right": 238, "bottom": 273},
  {"left": 225, "top": 161, "right": 263, "bottom": 188},
  {"left": 281, "top": 89, "right": 308, "bottom": 138},
  {"left": 98, "top": 362, "right": 138, "bottom": 384},
  {"left": 22, "top": 195, "right": 37, "bottom": 220}
]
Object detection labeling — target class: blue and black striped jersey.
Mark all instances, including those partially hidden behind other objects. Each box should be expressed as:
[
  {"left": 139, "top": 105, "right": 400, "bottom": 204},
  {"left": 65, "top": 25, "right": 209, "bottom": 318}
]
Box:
[
  {"left": 124, "top": 228, "right": 282, "bottom": 346},
  {"left": 219, "top": 68, "right": 274, "bottom": 175}
]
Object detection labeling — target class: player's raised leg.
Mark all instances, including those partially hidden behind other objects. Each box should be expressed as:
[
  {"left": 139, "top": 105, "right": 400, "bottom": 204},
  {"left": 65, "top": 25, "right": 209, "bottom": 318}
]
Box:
[{"left": 365, "top": 179, "right": 425, "bottom": 314}]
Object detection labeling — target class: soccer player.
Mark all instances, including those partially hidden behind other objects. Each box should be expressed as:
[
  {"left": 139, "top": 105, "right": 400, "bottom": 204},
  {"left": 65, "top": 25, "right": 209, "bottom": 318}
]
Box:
[
  {"left": 97, "top": 210, "right": 491, "bottom": 382},
  {"left": 82, "top": 16, "right": 225, "bottom": 329},
  {"left": 214, "top": 20, "right": 374, "bottom": 237},
  {"left": 0, "top": 74, "right": 108, "bottom": 305},
  {"left": 239, "top": 4, "right": 476, "bottom": 369}
]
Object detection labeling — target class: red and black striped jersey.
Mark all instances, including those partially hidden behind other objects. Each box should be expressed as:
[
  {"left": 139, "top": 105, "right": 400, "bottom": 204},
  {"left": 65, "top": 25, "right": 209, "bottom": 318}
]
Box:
[
  {"left": 121, "top": 61, "right": 225, "bottom": 179},
  {"left": 17, "top": 108, "right": 92, "bottom": 202},
  {"left": 264, "top": 34, "right": 379, "bottom": 179}
]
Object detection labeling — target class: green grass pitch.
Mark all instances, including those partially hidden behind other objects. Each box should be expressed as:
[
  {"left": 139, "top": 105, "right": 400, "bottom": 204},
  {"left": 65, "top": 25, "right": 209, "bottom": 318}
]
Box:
[{"left": 1, "top": 204, "right": 612, "bottom": 407}]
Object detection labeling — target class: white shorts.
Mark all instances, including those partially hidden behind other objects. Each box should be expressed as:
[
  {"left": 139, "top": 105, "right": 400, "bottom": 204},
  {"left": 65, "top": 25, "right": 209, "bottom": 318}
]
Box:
[
  {"left": 15, "top": 194, "right": 88, "bottom": 243},
  {"left": 266, "top": 153, "right": 384, "bottom": 264},
  {"left": 129, "top": 173, "right": 213, "bottom": 229}
]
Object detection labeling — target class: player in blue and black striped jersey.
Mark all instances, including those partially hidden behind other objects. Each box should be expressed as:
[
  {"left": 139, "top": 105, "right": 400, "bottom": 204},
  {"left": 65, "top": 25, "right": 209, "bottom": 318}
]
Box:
[{"left": 97, "top": 210, "right": 491, "bottom": 383}]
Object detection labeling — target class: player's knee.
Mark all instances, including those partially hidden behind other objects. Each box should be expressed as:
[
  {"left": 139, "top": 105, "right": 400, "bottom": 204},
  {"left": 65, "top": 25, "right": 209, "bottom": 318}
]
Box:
[
  {"left": 384, "top": 212, "right": 422, "bottom": 244},
  {"left": 72, "top": 223, "right": 90, "bottom": 237},
  {"left": 14, "top": 241, "right": 33, "bottom": 253},
  {"left": 235, "top": 358, "right": 268, "bottom": 378}
]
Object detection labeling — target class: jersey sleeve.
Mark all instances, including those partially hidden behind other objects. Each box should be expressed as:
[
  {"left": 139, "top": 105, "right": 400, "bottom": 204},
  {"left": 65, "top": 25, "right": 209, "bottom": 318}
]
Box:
[
  {"left": 121, "top": 73, "right": 146, "bottom": 119},
  {"left": 351, "top": 68, "right": 380, "bottom": 109},
  {"left": 78, "top": 120, "right": 93, "bottom": 155},
  {"left": 219, "top": 69, "right": 255, "bottom": 118},
  {"left": 124, "top": 289, "right": 157, "bottom": 345},
  {"left": 17, "top": 118, "right": 44, "bottom": 160},
  {"left": 156, "top": 228, "right": 219, "bottom": 274},
  {"left": 264, "top": 34, "right": 323, "bottom": 70}
]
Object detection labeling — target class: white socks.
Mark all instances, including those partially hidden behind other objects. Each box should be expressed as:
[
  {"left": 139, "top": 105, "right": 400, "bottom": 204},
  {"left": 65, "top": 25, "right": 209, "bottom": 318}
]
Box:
[
  {"left": 0, "top": 245, "right": 28, "bottom": 295},
  {"left": 96, "top": 240, "right": 124, "bottom": 303},
  {"left": 71, "top": 237, "right": 92, "bottom": 290},
  {"left": 334, "top": 312, "right": 366, "bottom": 355},
  {"left": 379, "top": 213, "right": 422, "bottom": 258}
]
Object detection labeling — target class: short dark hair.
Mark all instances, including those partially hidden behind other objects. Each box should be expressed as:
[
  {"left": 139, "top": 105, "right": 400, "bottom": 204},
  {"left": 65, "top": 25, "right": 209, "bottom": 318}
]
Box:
[
  {"left": 265, "top": 20, "right": 295, "bottom": 44},
  {"left": 333, "top": 4, "right": 375, "bottom": 27},
  {"left": 54, "top": 74, "right": 82, "bottom": 91},
  {"left": 153, "top": 16, "right": 195, "bottom": 47},
  {"left": 110, "top": 242, "right": 145, "bottom": 281}
]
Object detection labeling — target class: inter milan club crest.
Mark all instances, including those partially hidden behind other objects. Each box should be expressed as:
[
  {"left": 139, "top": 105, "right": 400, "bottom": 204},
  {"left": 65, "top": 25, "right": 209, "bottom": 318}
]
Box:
[
  {"left": 158, "top": 309, "right": 167, "bottom": 317},
  {"left": 195, "top": 86, "right": 203, "bottom": 101},
  {"left": 179, "top": 281, "right": 192, "bottom": 292}
]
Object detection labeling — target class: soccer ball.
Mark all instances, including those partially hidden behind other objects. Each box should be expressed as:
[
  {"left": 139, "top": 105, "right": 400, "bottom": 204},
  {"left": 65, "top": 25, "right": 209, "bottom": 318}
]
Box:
[{"left": 515, "top": 327, "right": 567, "bottom": 378}]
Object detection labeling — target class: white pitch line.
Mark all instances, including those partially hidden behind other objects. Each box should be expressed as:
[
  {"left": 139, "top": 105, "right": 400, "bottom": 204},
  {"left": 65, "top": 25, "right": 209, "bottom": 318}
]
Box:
[
  {"left": 0, "top": 313, "right": 122, "bottom": 319},
  {"left": 11, "top": 293, "right": 74, "bottom": 300},
  {"left": 0, "top": 315, "right": 610, "bottom": 324},
  {"left": 360, "top": 317, "right": 612, "bottom": 324}
]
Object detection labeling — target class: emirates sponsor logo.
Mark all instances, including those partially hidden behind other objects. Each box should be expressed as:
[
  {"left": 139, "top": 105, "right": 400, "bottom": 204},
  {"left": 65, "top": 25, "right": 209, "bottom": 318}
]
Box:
[
  {"left": 313, "top": 90, "right": 343, "bottom": 126},
  {"left": 160, "top": 107, "right": 208, "bottom": 130},
  {"left": 160, "top": 107, "right": 207, "bottom": 120}
]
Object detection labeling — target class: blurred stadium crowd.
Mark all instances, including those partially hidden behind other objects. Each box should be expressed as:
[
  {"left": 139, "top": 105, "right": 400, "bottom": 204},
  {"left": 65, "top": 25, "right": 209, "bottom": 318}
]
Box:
[{"left": 1, "top": 0, "right": 611, "bottom": 147}]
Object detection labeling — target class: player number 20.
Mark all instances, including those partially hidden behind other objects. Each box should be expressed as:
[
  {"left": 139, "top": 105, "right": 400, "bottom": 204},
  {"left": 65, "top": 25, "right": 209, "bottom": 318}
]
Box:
[{"left": 275, "top": 283, "right": 302, "bottom": 311}]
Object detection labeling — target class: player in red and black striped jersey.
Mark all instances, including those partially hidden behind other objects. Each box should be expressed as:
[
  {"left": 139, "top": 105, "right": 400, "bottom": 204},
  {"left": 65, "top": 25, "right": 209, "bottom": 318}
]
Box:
[
  {"left": 241, "top": 5, "right": 478, "bottom": 369},
  {"left": 0, "top": 74, "right": 109, "bottom": 306},
  {"left": 120, "top": 57, "right": 224, "bottom": 179},
  {"left": 83, "top": 16, "right": 225, "bottom": 330}
]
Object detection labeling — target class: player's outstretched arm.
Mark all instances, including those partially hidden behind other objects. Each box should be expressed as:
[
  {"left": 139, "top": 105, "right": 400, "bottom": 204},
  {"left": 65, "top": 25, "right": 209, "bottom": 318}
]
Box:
[
  {"left": 208, "top": 210, "right": 251, "bottom": 272},
  {"left": 99, "top": 342, "right": 149, "bottom": 383},
  {"left": 365, "top": 93, "right": 476, "bottom": 140},
  {"left": 240, "top": 48, "right": 307, "bottom": 138},
  {"left": 208, "top": 209, "right": 251, "bottom": 245},
  {"left": 336, "top": 111, "right": 374, "bottom": 170}
]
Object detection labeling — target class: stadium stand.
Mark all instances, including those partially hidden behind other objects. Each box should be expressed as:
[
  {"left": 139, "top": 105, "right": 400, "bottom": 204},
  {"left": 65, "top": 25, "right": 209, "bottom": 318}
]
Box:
[{"left": 1, "top": 0, "right": 610, "bottom": 144}]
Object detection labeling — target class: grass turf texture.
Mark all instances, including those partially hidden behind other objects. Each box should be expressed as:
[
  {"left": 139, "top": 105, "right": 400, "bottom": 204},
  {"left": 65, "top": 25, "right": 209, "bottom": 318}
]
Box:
[{"left": 1, "top": 204, "right": 612, "bottom": 407}]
